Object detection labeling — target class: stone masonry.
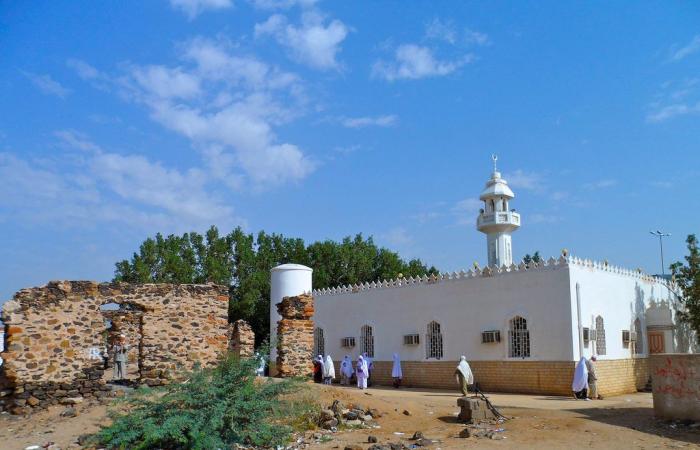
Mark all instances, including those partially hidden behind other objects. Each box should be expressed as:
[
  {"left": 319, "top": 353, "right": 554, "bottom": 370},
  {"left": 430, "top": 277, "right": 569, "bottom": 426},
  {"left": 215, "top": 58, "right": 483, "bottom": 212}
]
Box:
[
  {"left": 276, "top": 294, "right": 314, "bottom": 378},
  {"left": 0, "top": 281, "right": 229, "bottom": 414},
  {"left": 229, "top": 319, "right": 255, "bottom": 358}
]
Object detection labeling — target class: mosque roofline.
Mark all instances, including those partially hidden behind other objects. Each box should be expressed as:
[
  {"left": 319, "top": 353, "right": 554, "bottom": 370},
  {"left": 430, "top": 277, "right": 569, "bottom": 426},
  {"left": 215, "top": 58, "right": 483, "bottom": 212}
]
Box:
[{"left": 313, "top": 255, "right": 675, "bottom": 297}]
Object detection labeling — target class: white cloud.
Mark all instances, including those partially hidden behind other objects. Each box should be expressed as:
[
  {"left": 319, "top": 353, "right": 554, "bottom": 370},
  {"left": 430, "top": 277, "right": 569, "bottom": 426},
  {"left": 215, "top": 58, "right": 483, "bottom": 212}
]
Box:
[
  {"left": 452, "top": 198, "right": 482, "bottom": 225},
  {"left": 583, "top": 179, "right": 617, "bottom": 190},
  {"left": 255, "top": 11, "right": 349, "bottom": 70},
  {"left": 504, "top": 169, "right": 542, "bottom": 191},
  {"left": 530, "top": 213, "right": 562, "bottom": 224},
  {"left": 250, "top": 0, "right": 317, "bottom": 9},
  {"left": 372, "top": 44, "right": 472, "bottom": 81},
  {"left": 341, "top": 114, "right": 397, "bottom": 128},
  {"left": 23, "top": 71, "right": 71, "bottom": 98},
  {"left": 169, "top": 0, "right": 233, "bottom": 19},
  {"left": 669, "top": 35, "right": 700, "bottom": 62},
  {"left": 425, "top": 18, "right": 457, "bottom": 44},
  {"left": 651, "top": 180, "right": 673, "bottom": 189},
  {"left": 66, "top": 59, "right": 100, "bottom": 80},
  {"left": 0, "top": 131, "right": 237, "bottom": 231},
  {"left": 381, "top": 227, "right": 412, "bottom": 247},
  {"left": 464, "top": 28, "right": 490, "bottom": 46},
  {"left": 646, "top": 102, "right": 700, "bottom": 123},
  {"left": 131, "top": 65, "right": 202, "bottom": 100}
]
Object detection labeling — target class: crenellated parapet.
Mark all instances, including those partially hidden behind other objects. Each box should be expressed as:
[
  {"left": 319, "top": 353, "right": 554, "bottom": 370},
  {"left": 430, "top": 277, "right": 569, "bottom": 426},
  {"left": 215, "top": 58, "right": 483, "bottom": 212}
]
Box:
[{"left": 313, "top": 255, "right": 675, "bottom": 297}]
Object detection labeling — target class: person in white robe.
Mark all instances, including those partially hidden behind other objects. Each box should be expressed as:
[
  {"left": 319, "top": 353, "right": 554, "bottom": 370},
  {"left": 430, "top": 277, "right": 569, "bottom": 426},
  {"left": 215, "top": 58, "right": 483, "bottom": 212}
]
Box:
[
  {"left": 255, "top": 352, "right": 265, "bottom": 377},
  {"left": 323, "top": 355, "right": 336, "bottom": 385},
  {"left": 356, "top": 355, "right": 369, "bottom": 389},
  {"left": 391, "top": 353, "right": 403, "bottom": 388},
  {"left": 572, "top": 357, "right": 589, "bottom": 400},
  {"left": 362, "top": 352, "right": 374, "bottom": 386},
  {"left": 454, "top": 355, "right": 474, "bottom": 396},
  {"left": 340, "top": 355, "right": 353, "bottom": 385}
]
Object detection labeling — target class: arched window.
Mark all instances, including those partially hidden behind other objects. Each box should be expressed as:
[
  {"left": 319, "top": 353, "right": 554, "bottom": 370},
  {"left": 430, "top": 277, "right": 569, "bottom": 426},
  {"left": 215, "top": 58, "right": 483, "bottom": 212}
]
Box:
[
  {"left": 595, "top": 316, "right": 606, "bottom": 356},
  {"left": 508, "top": 316, "right": 530, "bottom": 358},
  {"left": 360, "top": 325, "right": 374, "bottom": 357},
  {"left": 426, "top": 321, "right": 444, "bottom": 359},
  {"left": 314, "top": 327, "right": 325, "bottom": 357},
  {"left": 634, "top": 318, "right": 644, "bottom": 355}
]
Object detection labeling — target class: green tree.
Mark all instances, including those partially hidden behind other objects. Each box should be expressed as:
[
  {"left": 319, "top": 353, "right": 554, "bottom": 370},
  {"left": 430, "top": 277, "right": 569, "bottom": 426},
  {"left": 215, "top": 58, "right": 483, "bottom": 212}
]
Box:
[
  {"left": 670, "top": 234, "right": 700, "bottom": 342},
  {"left": 523, "top": 251, "right": 542, "bottom": 266},
  {"left": 115, "top": 228, "right": 439, "bottom": 344}
]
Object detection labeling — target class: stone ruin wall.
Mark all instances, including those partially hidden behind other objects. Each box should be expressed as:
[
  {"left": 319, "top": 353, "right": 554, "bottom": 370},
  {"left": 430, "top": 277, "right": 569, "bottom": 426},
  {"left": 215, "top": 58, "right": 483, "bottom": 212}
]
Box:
[
  {"left": 0, "top": 281, "right": 229, "bottom": 414},
  {"left": 276, "top": 293, "right": 314, "bottom": 378},
  {"left": 229, "top": 319, "right": 255, "bottom": 358}
]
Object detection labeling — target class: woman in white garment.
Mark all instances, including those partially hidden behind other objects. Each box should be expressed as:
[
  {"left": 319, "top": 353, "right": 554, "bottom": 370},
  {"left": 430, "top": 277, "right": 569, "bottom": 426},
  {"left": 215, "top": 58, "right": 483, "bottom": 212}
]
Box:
[
  {"left": 455, "top": 355, "right": 474, "bottom": 396},
  {"left": 340, "top": 355, "right": 353, "bottom": 385},
  {"left": 356, "top": 355, "right": 369, "bottom": 389},
  {"left": 391, "top": 353, "right": 403, "bottom": 388},
  {"left": 323, "top": 355, "right": 336, "bottom": 385},
  {"left": 362, "top": 352, "right": 374, "bottom": 386},
  {"left": 572, "top": 357, "right": 589, "bottom": 400}
]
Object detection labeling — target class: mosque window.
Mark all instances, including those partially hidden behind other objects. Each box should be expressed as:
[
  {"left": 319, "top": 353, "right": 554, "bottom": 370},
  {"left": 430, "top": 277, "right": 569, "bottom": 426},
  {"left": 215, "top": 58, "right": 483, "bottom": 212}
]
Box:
[
  {"left": 595, "top": 316, "right": 606, "bottom": 355},
  {"left": 508, "top": 316, "right": 530, "bottom": 358},
  {"left": 634, "top": 318, "right": 644, "bottom": 355},
  {"left": 361, "top": 325, "right": 374, "bottom": 358},
  {"left": 426, "top": 321, "right": 444, "bottom": 359},
  {"left": 314, "top": 327, "right": 325, "bottom": 357}
]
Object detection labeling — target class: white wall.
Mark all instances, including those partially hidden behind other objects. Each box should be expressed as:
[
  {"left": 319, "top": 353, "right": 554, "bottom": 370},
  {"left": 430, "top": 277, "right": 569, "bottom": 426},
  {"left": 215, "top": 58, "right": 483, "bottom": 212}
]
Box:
[
  {"left": 568, "top": 263, "right": 672, "bottom": 361},
  {"left": 314, "top": 265, "right": 574, "bottom": 362}
]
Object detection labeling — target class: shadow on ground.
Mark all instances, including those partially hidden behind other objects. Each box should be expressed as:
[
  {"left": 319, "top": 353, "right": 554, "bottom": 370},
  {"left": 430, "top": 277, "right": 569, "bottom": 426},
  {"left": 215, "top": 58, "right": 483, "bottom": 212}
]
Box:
[{"left": 572, "top": 407, "right": 700, "bottom": 445}]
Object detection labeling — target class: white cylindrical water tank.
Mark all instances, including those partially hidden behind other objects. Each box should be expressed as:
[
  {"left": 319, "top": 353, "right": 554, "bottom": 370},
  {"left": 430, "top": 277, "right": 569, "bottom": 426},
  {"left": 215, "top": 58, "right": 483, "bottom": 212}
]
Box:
[{"left": 270, "top": 263, "right": 312, "bottom": 364}]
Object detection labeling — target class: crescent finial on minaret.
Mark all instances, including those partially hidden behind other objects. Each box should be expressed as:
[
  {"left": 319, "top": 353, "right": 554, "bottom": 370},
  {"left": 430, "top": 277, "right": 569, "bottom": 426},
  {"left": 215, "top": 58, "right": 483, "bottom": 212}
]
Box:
[{"left": 491, "top": 153, "right": 498, "bottom": 172}]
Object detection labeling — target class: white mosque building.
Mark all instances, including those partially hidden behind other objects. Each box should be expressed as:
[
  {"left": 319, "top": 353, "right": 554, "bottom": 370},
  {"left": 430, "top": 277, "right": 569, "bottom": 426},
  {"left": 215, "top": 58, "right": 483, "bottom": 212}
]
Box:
[{"left": 271, "top": 158, "right": 693, "bottom": 397}]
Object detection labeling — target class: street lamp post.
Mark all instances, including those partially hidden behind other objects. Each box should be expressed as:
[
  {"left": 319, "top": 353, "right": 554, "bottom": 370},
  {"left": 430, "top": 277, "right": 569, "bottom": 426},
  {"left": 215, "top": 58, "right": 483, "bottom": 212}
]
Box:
[{"left": 649, "top": 230, "right": 671, "bottom": 276}]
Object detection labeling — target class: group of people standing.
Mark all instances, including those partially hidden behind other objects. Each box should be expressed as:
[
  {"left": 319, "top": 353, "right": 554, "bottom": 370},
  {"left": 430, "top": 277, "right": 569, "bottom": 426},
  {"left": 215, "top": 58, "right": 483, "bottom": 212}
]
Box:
[
  {"left": 572, "top": 355, "right": 600, "bottom": 400},
  {"left": 313, "top": 353, "right": 404, "bottom": 389}
]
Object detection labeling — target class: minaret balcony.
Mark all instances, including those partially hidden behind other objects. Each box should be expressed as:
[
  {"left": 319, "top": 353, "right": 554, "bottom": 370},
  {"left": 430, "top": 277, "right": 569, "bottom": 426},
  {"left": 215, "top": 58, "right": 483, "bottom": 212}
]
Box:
[{"left": 477, "top": 211, "right": 521, "bottom": 230}]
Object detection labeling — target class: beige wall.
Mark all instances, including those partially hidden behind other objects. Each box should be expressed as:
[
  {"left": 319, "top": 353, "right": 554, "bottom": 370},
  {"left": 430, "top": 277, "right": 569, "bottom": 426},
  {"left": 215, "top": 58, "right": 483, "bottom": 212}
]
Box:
[
  {"left": 346, "top": 358, "right": 648, "bottom": 397},
  {"left": 650, "top": 354, "right": 700, "bottom": 421}
]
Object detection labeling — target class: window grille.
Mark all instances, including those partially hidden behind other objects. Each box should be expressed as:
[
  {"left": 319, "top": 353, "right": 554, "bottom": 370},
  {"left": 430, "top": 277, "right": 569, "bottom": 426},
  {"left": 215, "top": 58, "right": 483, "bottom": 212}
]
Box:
[
  {"left": 633, "top": 319, "right": 644, "bottom": 354},
  {"left": 425, "top": 321, "right": 444, "bottom": 359},
  {"left": 583, "top": 327, "right": 591, "bottom": 343},
  {"left": 314, "top": 327, "right": 325, "bottom": 357},
  {"left": 360, "top": 325, "right": 374, "bottom": 357},
  {"left": 508, "top": 316, "right": 530, "bottom": 358},
  {"left": 341, "top": 337, "right": 355, "bottom": 348},
  {"left": 403, "top": 334, "right": 420, "bottom": 345},
  {"left": 595, "top": 316, "right": 606, "bottom": 355},
  {"left": 481, "top": 330, "right": 501, "bottom": 344}
]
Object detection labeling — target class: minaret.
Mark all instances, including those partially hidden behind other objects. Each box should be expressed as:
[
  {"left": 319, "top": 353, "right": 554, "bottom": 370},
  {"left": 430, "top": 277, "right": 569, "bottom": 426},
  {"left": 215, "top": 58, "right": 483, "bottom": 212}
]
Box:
[{"left": 477, "top": 155, "right": 521, "bottom": 267}]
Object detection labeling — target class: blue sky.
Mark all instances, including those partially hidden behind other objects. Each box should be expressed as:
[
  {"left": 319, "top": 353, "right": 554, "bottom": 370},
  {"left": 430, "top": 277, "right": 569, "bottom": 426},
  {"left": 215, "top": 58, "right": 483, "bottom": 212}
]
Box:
[{"left": 1, "top": 0, "right": 699, "bottom": 302}]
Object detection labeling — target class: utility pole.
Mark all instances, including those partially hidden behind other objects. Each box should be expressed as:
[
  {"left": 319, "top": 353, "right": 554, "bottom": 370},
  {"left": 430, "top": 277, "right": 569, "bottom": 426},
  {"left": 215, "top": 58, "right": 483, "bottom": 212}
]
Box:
[{"left": 649, "top": 230, "right": 671, "bottom": 276}]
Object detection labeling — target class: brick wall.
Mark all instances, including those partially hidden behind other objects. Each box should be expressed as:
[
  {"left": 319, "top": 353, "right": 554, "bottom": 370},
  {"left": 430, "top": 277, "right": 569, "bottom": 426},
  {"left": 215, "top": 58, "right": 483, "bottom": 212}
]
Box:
[
  {"left": 229, "top": 319, "right": 255, "bottom": 358},
  {"left": 347, "top": 358, "right": 648, "bottom": 396},
  {"left": 0, "top": 281, "right": 229, "bottom": 414},
  {"left": 276, "top": 294, "right": 314, "bottom": 378}
]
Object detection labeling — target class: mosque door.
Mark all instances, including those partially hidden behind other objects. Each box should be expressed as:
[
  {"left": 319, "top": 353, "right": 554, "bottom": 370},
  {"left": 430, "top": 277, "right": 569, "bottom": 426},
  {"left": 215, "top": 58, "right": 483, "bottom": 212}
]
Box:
[{"left": 648, "top": 332, "right": 665, "bottom": 354}]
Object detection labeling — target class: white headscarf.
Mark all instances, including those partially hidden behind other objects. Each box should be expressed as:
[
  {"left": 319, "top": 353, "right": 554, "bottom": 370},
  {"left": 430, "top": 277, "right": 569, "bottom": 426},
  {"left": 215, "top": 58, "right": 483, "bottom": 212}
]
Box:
[
  {"left": 572, "top": 357, "right": 589, "bottom": 392},
  {"left": 456, "top": 356, "right": 474, "bottom": 384},
  {"left": 341, "top": 355, "right": 354, "bottom": 377},
  {"left": 362, "top": 352, "right": 373, "bottom": 369},
  {"left": 357, "top": 355, "right": 368, "bottom": 377},
  {"left": 391, "top": 353, "right": 402, "bottom": 378},
  {"left": 323, "top": 355, "right": 335, "bottom": 378}
]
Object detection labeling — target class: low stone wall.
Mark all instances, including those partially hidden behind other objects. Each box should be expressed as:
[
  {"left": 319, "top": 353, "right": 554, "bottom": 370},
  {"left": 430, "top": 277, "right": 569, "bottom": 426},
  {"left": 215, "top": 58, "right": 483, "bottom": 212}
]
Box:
[
  {"left": 229, "top": 319, "right": 255, "bottom": 358},
  {"left": 0, "top": 281, "right": 229, "bottom": 414},
  {"left": 353, "top": 358, "right": 647, "bottom": 396},
  {"left": 276, "top": 294, "right": 314, "bottom": 378},
  {"left": 650, "top": 354, "right": 700, "bottom": 421}
]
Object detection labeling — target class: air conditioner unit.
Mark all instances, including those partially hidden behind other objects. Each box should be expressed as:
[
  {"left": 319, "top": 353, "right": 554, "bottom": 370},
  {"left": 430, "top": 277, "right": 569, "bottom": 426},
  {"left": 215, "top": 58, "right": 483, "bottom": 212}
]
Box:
[
  {"left": 403, "top": 334, "right": 420, "bottom": 346},
  {"left": 589, "top": 329, "right": 598, "bottom": 341},
  {"left": 630, "top": 331, "right": 638, "bottom": 342},
  {"left": 481, "top": 330, "right": 501, "bottom": 344},
  {"left": 341, "top": 337, "right": 356, "bottom": 348},
  {"left": 622, "top": 330, "right": 631, "bottom": 344}
]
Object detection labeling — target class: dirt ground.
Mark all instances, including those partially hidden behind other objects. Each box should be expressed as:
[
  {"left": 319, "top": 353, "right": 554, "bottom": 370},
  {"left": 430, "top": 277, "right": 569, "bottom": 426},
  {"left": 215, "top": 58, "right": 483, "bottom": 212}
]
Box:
[{"left": 1, "top": 383, "right": 698, "bottom": 450}]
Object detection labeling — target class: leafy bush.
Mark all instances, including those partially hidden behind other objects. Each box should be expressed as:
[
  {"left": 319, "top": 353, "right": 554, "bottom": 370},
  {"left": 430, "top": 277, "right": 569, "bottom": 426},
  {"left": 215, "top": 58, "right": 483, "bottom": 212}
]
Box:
[{"left": 96, "top": 354, "right": 313, "bottom": 449}]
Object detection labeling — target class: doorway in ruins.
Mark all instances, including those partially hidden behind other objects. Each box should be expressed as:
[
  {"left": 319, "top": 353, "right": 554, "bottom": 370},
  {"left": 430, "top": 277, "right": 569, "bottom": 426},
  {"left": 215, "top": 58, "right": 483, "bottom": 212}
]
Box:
[{"left": 100, "top": 302, "right": 145, "bottom": 385}]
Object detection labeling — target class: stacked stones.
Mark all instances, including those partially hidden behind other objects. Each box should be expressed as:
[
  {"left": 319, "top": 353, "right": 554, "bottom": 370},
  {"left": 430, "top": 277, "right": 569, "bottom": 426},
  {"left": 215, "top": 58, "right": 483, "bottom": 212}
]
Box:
[
  {"left": 0, "top": 280, "right": 229, "bottom": 414},
  {"left": 276, "top": 293, "right": 314, "bottom": 378},
  {"left": 229, "top": 319, "right": 255, "bottom": 358}
]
